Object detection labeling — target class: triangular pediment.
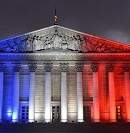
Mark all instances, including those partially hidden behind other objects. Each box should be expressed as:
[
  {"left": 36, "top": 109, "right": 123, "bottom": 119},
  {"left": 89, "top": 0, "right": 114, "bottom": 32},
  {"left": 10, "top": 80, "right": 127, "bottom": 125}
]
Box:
[{"left": 0, "top": 25, "right": 130, "bottom": 53}]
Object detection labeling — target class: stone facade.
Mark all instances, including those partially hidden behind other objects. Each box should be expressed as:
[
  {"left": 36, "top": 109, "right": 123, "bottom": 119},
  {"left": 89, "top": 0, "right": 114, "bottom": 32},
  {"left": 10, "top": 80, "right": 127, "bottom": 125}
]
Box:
[{"left": 0, "top": 25, "right": 130, "bottom": 123}]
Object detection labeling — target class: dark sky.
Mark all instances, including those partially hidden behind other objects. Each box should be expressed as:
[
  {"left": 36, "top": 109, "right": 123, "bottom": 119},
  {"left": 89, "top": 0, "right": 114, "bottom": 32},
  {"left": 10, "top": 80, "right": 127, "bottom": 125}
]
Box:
[{"left": 0, "top": 0, "right": 130, "bottom": 44}]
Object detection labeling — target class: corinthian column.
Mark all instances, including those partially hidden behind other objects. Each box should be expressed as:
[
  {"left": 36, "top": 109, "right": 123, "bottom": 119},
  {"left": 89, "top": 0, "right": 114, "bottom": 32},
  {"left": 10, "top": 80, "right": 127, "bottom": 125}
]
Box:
[
  {"left": 75, "top": 63, "right": 84, "bottom": 122},
  {"left": 91, "top": 63, "right": 100, "bottom": 122},
  {"left": 60, "top": 63, "right": 69, "bottom": 122},
  {"left": 0, "top": 64, "right": 6, "bottom": 122},
  {"left": 28, "top": 63, "right": 37, "bottom": 122},
  {"left": 44, "top": 63, "right": 53, "bottom": 123},
  {"left": 12, "top": 63, "right": 21, "bottom": 122},
  {"left": 106, "top": 63, "right": 116, "bottom": 122},
  {"left": 122, "top": 63, "right": 130, "bottom": 122}
]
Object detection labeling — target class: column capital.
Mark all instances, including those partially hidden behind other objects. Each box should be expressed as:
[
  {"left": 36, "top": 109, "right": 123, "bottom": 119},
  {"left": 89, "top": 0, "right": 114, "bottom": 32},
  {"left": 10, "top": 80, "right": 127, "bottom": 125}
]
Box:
[
  {"left": 106, "top": 63, "right": 115, "bottom": 72},
  {"left": 60, "top": 63, "right": 69, "bottom": 72},
  {"left": 0, "top": 63, "right": 6, "bottom": 72},
  {"left": 91, "top": 63, "right": 99, "bottom": 72},
  {"left": 121, "top": 63, "right": 130, "bottom": 72},
  {"left": 28, "top": 63, "right": 37, "bottom": 72},
  {"left": 44, "top": 63, "right": 53, "bottom": 72},
  {"left": 13, "top": 63, "right": 21, "bottom": 72},
  {"left": 75, "top": 63, "right": 84, "bottom": 72}
]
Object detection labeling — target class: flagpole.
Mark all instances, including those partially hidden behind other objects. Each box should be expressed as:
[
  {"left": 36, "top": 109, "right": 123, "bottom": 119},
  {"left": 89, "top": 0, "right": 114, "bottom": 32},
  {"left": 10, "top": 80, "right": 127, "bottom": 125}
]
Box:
[{"left": 54, "top": 5, "right": 58, "bottom": 25}]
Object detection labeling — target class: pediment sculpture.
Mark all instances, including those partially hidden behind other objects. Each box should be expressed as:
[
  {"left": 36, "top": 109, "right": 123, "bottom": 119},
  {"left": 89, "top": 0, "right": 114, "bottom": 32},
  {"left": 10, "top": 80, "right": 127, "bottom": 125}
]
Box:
[{"left": 0, "top": 26, "right": 130, "bottom": 53}]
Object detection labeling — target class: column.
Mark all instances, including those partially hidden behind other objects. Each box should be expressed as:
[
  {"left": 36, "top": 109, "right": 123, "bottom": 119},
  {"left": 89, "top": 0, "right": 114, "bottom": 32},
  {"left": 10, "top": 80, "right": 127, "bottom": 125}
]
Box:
[
  {"left": 12, "top": 63, "right": 21, "bottom": 122},
  {"left": 44, "top": 63, "right": 53, "bottom": 123},
  {"left": 106, "top": 63, "right": 116, "bottom": 122},
  {"left": 28, "top": 63, "right": 37, "bottom": 122},
  {"left": 0, "top": 64, "right": 6, "bottom": 122},
  {"left": 91, "top": 63, "right": 100, "bottom": 122},
  {"left": 75, "top": 63, "right": 84, "bottom": 122},
  {"left": 122, "top": 63, "right": 130, "bottom": 122},
  {"left": 60, "top": 63, "right": 69, "bottom": 122}
]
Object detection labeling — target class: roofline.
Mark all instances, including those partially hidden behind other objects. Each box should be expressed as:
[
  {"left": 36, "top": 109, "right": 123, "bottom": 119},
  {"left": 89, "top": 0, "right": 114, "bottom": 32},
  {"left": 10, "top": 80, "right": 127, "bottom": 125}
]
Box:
[{"left": 0, "top": 25, "right": 130, "bottom": 48}]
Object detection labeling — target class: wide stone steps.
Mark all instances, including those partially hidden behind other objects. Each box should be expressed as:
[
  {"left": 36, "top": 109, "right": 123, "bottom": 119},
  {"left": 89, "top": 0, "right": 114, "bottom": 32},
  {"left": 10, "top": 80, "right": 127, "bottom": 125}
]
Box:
[{"left": 0, "top": 123, "right": 130, "bottom": 133}]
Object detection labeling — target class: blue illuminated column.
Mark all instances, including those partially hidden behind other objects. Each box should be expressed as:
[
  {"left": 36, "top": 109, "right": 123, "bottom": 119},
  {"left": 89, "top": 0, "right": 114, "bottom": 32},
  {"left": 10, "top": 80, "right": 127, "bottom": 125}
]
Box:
[
  {"left": 106, "top": 63, "right": 116, "bottom": 122},
  {"left": 75, "top": 63, "right": 84, "bottom": 122},
  {"left": 60, "top": 63, "right": 69, "bottom": 122},
  {"left": 28, "top": 63, "right": 37, "bottom": 122},
  {"left": 91, "top": 63, "right": 100, "bottom": 122},
  {"left": 44, "top": 63, "right": 53, "bottom": 123},
  {"left": 0, "top": 64, "right": 6, "bottom": 122},
  {"left": 12, "top": 64, "right": 21, "bottom": 122}
]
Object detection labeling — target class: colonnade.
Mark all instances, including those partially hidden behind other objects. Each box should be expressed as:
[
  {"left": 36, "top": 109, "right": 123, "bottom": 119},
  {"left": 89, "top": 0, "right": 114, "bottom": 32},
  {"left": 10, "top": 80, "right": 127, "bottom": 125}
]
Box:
[{"left": 0, "top": 63, "right": 130, "bottom": 122}]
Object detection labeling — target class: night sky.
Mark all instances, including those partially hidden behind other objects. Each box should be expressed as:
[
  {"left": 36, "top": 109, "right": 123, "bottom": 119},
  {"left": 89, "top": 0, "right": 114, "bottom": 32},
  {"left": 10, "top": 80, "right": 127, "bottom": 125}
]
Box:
[{"left": 0, "top": 0, "right": 130, "bottom": 44}]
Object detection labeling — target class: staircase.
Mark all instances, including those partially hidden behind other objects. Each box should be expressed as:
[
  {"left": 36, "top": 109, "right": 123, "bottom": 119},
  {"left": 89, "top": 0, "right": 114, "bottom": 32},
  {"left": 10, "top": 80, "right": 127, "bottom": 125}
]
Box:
[{"left": 0, "top": 123, "right": 130, "bottom": 133}]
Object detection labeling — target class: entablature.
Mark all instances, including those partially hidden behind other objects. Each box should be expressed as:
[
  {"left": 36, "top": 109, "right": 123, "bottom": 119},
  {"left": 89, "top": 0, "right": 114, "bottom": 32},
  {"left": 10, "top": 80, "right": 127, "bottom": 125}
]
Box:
[{"left": 0, "top": 52, "right": 130, "bottom": 62}]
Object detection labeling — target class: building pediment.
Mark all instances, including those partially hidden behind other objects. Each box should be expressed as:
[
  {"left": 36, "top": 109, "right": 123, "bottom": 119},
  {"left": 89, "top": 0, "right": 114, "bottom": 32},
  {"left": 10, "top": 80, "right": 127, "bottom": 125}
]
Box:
[{"left": 0, "top": 25, "right": 130, "bottom": 53}]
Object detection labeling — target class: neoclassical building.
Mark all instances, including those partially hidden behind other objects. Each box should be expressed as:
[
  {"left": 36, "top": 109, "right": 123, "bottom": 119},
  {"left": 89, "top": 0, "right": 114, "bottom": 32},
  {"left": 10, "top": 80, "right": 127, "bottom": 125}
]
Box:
[{"left": 0, "top": 25, "right": 130, "bottom": 123}]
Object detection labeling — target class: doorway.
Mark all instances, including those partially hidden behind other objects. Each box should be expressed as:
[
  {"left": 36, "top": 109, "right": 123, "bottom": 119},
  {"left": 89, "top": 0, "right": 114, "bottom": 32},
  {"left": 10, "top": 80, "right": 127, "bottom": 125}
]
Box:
[
  {"left": 84, "top": 106, "right": 91, "bottom": 123},
  {"left": 20, "top": 105, "right": 29, "bottom": 123},
  {"left": 116, "top": 105, "right": 122, "bottom": 122},
  {"left": 52, "top": 106, "right": 60, "bottom": 123}
]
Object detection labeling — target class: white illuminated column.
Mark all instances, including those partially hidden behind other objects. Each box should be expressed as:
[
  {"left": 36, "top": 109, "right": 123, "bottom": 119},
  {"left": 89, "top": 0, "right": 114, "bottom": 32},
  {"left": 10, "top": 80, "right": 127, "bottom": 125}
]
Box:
[
  {"left": 75, "top": 63, "right": 84, "bottom": 122},
  {"left": 106, "top": 63, "right": 116, "bottom": 122},
  {"left": 0, "top": 64, "right": 5, "bottom": 122},
  {"left": 122, "top": 64, "right": 130, "bottom": 122},
  {"left": 60, "top": 63, "right": 69, "bottom": 122},
  {"left": 91, "top": 63, "right": 100, "bottom": 122},
  {"left": 44, "top": 63, "right": 53, "bottom": 123},
  {"left": 28, "top": 64, "right": 37, "bottom": 122},
  {"left": 12, "top": 64, "right": 21, "bottom": 122}
]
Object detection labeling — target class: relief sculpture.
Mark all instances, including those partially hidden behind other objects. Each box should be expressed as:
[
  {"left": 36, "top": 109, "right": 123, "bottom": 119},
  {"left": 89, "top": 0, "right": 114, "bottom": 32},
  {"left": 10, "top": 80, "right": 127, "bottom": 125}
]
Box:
[{"left": 0, "top": 26, "right": 129, "bottom": 53}]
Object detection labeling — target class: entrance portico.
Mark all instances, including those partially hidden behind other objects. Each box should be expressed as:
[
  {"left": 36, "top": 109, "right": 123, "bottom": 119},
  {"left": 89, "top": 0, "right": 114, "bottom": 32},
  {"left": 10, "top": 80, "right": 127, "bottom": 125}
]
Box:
[{"left": 0, "top": 25, "right": 130, "bottom": 123}]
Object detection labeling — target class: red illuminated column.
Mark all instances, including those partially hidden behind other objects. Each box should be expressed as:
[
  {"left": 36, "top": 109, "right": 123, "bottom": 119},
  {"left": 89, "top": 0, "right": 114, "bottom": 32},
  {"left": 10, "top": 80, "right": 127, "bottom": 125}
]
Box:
[
  {"left": 60, "top": 63, "right": 69, "bottom": 122},
  {"left": 12, "top": 64, "right": 21, "bottom": 122},
  {"left": 122, "top": 64, "right": 130, "bottom": 122},
  {"left": 0, "top": 64, "right": 6, "bottom": 122},
  {"left": 28, "top": 64, "right": 37, "bottom": 122},
  {"left": 91, "top": 63, "right": 100, "bottom": 122},
  {"left": 44, "top": 63, "right": 53, "bottom": 123},
  {"left": 75, "top": 63, "right": 84, "bottom": 122},
  {"left": 106, "top": 63, "right": 116, "bottom": 122}
]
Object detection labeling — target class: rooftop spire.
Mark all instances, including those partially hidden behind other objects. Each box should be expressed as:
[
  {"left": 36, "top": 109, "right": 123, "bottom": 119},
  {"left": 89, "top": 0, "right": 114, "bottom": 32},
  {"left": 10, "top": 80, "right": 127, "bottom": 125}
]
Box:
[{"left": 54, "top": 5, "right": 58, "bottom": 25}]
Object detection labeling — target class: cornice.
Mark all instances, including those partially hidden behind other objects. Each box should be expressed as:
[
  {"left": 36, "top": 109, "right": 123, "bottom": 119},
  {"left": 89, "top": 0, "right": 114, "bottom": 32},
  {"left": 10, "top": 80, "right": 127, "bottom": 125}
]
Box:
[{"left": 0, "top": 52, "right": 130, "bottom": 61}]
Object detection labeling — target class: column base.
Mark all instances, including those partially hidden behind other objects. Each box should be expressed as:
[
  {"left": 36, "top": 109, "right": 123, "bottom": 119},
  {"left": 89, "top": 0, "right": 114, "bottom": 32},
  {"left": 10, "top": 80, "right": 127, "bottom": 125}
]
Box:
[
  {"left": 78, "top": 119, "right": 84, "bottom": 122},
  {"left": 28, "top": 119, "right": 35, "bottom": 122},
  {"left": 45, "top": 119, "right": 51, "bottom": 123},
  {"left": 110, "top": 119, "right": 116, "bottom": 122},
  {"left": 61, "top": 119, "right": 67, "bottom": 123},
  {"left": 126, "top": 119, "right": 130, "bottom": 122},
  {"left": 93, "top": 119, "right": 100, "bottom": 122},
  {"left": 12, "top": 119, "right": 18, "bottom": 123}
]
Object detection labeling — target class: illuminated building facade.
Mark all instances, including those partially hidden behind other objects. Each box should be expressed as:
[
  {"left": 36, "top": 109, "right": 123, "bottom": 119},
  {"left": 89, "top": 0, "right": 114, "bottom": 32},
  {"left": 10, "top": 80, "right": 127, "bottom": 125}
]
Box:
[{"left": 0, "top": 25, "right": 130, "bottom": 123}]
